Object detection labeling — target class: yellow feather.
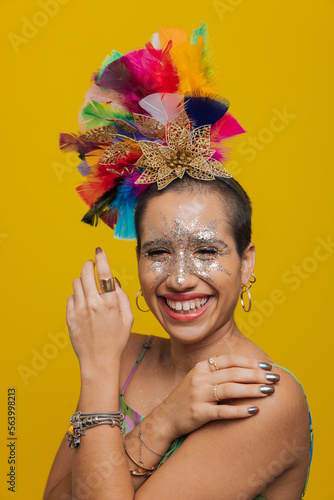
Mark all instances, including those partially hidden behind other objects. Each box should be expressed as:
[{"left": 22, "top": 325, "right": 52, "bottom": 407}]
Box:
[
  {"left": 158, "top": 26, "right": 217, "bottom": 95},
  {"left": 85, "top": 148, "right": 107, "bottom": 168},
  {"left": 158, "top": 26, "right": 188, "bottom": 49},
  {"left": 170, "top": 39, "right": 217, "bottom": 95}
]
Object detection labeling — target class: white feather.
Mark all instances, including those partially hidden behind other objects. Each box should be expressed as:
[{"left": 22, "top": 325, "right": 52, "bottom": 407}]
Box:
[
  {"left": 151, "top": 32, "right": 161, "bottom": 50},
  {"left": 139, "top": 93, "right": 184, "bottom": 125}
]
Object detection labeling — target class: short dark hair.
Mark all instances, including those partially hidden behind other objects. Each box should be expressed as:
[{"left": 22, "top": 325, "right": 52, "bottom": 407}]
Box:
[{"left": 134, "top": 175, "right": 252, "bottom": 258}]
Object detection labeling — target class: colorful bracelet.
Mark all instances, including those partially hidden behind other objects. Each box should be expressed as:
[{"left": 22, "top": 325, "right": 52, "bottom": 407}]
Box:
[{"left": 67, "top": 411, "right": 124, "bottom": 449}]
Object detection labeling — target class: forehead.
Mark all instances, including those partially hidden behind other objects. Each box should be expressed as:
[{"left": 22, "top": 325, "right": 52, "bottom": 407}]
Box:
[{"left": 141, "top": 190, "right": 231, "bottom": 240}]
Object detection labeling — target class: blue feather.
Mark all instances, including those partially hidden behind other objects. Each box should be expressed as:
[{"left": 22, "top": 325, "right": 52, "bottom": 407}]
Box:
[
  {"left": 185, "top": 95, "right": 230, "bottom": 127},
  {"left": 110, "top": 181, "right": 138, "bottom": 240}
]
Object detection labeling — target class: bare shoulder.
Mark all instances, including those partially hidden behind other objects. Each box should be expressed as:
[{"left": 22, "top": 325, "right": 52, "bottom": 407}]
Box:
[{"left": 138, "top": 359, "right": 311, "bottom": 499}]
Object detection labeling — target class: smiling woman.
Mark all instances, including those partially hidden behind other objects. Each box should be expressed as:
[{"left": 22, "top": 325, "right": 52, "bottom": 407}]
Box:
[{"left": 44, "top": 25, "right": 312, "bottom": 500}]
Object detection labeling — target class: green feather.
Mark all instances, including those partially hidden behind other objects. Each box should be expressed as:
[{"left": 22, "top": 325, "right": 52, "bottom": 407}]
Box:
[
  {"left": 190, "top": 23, "right": 208, "bottom": 47},
  {"left": 97, "top": 50, "right": 123, "bottom": 82},
  {"left": 80, "top": 100, "right": 133, "bottom": 129},
  {"left": 190, "top": 23, "right": 214, "bottom": 83}
]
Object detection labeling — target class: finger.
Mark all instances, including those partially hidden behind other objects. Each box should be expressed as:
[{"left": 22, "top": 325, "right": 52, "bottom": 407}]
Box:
[
  {"left": 66, "top": 295, "right": 75, "bottom": 322},
  {"left": 208, "top": 404, "right": 260, "bottom": 420},
  {"left": 95, "top": 248, "right": 118, "bottom": 300},
  {"left": 80, "top": 260, "right": 100, "bottom": 302},
  {"left": 72, "top": 278, "right": 85, "bottom": 306},
  {"left": 114, "top": 285, "right": 134, "bottom": 329},
  {"left": 212, "top": 367, "right": 280, "bottom": 385},
  {"left": 214, "top": 382, "right": 275, "bottom": 401},
  {"left": 95, "top": 247, "right": 112, "bottom": 280},
  {"left": 208, "top": 353, "right": 273, "bottom": 372}
]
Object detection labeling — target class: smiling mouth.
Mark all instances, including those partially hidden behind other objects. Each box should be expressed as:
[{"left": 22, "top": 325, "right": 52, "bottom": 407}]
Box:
[{"left": 164, "top": 297, "right": 210, "bottom": 313}]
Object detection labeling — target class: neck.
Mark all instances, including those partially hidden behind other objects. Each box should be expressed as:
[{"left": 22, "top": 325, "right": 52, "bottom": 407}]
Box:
[{"left": 165, "top": 318, "right": 245, "bottom": 381}]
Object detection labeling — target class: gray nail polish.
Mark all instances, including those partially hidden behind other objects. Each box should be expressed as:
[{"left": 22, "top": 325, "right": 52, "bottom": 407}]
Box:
[
  {"left": 259, "top": 362, "right": 272, "bottom": 371},
  {"left": 260, "top": 385, "right": 275, "bottom": 394},
  {"left": 248, "top": 407, "right": 259, "bottom": 415},
  {"left": 265, "top": 373, "right": 280, "bottom": 382}
]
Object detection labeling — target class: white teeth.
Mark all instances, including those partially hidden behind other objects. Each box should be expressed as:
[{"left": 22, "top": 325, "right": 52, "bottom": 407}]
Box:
[{"left": 165, "top": 297, "right": 209, "bottom": 312}]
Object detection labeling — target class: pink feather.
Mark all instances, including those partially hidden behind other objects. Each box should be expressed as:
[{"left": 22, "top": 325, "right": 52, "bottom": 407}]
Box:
[
  {"left": 98, "top": 44, "right": 179, "bottom": 114},
  {"left": 84, "top": 84, "right": 124, "bottom": 106},
  {"left": 210, "top": 113, "right": 246, "bottom": 143}
]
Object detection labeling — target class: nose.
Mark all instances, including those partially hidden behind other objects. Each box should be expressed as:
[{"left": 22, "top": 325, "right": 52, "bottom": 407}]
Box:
[{"left": 165, "top": 250, "right": 199, "bottom": 289}]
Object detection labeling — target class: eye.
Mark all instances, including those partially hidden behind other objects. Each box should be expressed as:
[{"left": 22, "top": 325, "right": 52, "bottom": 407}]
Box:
[
  {"left": 196, "top": 247, "right": 219, "bottom": 257},
  {"left": 145, "top": 248, "right": 170, "bottom": 258}
]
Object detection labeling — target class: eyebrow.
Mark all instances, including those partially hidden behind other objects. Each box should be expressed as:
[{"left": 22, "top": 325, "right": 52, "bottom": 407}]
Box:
[{"left": 187, "top": 235, "right": 230, "bottom": 249}]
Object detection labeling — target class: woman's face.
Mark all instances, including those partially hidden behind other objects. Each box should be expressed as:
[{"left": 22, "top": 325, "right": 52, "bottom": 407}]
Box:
[{"left": 137, "top": 189, "right": 254, "bottom": 344}]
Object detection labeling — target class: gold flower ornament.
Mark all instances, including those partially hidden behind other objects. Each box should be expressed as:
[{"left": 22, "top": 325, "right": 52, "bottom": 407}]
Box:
[{"left": 134, "top": 112, "right": 232, "bottom": 190}]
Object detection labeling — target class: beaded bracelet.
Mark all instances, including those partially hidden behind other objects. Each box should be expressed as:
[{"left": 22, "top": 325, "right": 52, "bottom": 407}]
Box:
[{"left": 67, "top": 411, "right": 124, "bottom": 449}]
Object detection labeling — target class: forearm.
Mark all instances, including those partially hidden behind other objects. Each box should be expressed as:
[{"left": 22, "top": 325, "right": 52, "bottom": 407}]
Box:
[
  {"left": 123, "top": 401, "right": 177, "bottom": 491},
  {"left": 72, "top": 368, "right": 134, "bottom": 500},
  {"left": 44, "top": 473, "right": 71, "bottom": 500}
]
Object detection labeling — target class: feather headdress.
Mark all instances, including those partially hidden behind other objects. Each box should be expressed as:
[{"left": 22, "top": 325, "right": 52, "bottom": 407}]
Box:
[{"left": 60, "top": 24, "right": 246, "bottom": 240}]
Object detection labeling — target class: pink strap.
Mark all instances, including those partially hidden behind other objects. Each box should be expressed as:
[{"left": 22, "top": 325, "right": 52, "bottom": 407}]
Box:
[{"left": 121, "top": 335, "right": 153, "bottom": 394}]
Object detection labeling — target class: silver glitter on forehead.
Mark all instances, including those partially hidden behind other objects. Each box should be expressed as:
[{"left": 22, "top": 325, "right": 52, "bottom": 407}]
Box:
[{"left": 140, "top": 211, "right": 232, "bottom": 288}]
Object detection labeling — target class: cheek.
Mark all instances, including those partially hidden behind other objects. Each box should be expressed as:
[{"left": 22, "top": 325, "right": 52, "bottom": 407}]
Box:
[
  {"left": 191, "top": 259, "right": 232, "bottom": 282},
  {"left": 139, "top": 259, "right": 170, "bottom": 289}
]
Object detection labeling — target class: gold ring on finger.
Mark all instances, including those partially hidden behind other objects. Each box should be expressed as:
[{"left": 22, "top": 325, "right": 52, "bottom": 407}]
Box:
[
  {"left": 97, "top": 277, "right": 115, "bottom": 294},
  {"left": 208, "top": 355, "right": 219, "bottom": 371},
  {"left": 213, "top": 384, "right": 220, "bottom": 402}
]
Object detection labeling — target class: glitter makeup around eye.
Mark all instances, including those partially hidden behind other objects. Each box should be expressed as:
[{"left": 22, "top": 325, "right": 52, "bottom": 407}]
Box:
[{"left": 141, "top": 212, "right": 232, "bottom": 288}]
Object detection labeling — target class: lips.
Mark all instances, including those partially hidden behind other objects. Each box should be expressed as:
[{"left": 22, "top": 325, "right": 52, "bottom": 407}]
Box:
[{"left": 159, "top": 293, "right": 213, "bottom": 322}]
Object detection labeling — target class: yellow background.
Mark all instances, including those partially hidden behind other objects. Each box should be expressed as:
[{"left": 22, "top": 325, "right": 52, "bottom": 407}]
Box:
[{"left": 1, "top": 0, "right": 333, "bottom": 498}]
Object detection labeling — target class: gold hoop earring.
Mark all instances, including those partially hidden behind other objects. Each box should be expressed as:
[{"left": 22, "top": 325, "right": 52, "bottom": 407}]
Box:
[
  {"left": 249, "top": 274, "right": 256, "bottom": 286},
  {"left": 136, "top": 289, "right": 150, "bottom": 312},
  {"left": 240, "top": 286, "right": 252, "bottom": 312},
  {"left": 240, "top": 274, "right": 256, "bottom": 313}
]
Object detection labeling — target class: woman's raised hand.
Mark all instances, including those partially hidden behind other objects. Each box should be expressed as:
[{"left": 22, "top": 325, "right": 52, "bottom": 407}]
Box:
[
  {"left": 66, "top": 248, "right": 134, "bottom": 374},
  {"left": 157, "top": 354, "right": 280, "bottom": 440}
]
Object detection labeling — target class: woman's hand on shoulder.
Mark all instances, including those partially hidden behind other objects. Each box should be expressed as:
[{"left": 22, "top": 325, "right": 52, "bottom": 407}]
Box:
[
  {"left": 138, "top": 365, "right": 310, "bottom": 500},
  {"left": 156, "top": 353, "right": 281, "bottom": 440},
  {"left": 66, "top": 248, "right": 134, "bottom": 375}
]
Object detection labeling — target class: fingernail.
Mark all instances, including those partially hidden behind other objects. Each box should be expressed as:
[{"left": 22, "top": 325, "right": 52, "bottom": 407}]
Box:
[
  {"left": 266, "top": 373, "right": 280, "bottom": 382},
  {"left": 259, "top": 362, "right": 272, "bottom": 371},
  {"left": 248, "top": 407, "right": 259, "bottom": 415},
  {"left": 114, "top": 277, "right": 121, "bottom": 288},
  {"left": 260, "top": 385, "right": 275, "bottom": 395},
  {"left": 95, "top": 247, "right": 103, "bottom": 254}
]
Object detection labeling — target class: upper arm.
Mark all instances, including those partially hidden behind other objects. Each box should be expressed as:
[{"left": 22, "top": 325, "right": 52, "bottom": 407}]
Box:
[{"left": 136, "top": 368, "right": 310, "bottom": 500}]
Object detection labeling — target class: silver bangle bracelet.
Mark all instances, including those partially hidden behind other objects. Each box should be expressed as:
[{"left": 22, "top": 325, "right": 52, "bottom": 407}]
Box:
[{"left": 67, "top": 411, "right": 124, "bottom": 449}]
